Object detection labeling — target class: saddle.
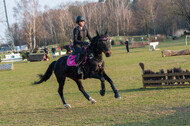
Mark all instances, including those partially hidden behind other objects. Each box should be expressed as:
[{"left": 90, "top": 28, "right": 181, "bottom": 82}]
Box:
[{"left": 67, "top": 47, "right": 87, "bottom": 66}]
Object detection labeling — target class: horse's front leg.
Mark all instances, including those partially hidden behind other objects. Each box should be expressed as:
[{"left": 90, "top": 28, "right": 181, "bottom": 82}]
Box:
[
  {"left": 74, "top": 79, "right": 96, "bottom": 104},
  {"left": 103, "top": 71, "right": 121, "bottom": 99},
  {"left": 89, "top": 71, "right": 106, "bottom": 96}
]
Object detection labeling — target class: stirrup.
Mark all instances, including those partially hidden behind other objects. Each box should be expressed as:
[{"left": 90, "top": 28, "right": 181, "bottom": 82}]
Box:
[
  {"left": 77, "top": 67, "right": 83, "bottom": 74},
  {"left": 76, "top": 59, "right": 84, "bottom": 67}
]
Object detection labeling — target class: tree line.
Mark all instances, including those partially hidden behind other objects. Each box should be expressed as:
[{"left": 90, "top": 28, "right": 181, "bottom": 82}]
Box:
[{"left": 11, "top": 0, "right": 190, "bottom": 50}]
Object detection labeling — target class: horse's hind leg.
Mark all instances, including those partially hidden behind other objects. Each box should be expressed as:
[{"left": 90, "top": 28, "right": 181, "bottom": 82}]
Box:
[
  {"left": 74, "top": 79, "right": 96, "bottom": 104},
  {"left": 57, "top": 76, "right": 71, "bottom": 108},
  {"left": 103, "top": 71, "right": 121, "bottom": 99}
]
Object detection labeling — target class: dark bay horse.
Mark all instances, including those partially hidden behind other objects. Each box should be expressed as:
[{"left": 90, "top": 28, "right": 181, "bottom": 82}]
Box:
[{"left": 34, "top": 31, "right": 121, "bottom": 108}]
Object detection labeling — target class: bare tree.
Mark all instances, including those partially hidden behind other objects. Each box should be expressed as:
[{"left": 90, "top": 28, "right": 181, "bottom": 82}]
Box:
[
  {"left": 82, "top": 3, "right": 94, "bottom": 32},
  {"left": 32, "top": 0, "right": 40, "bottom": 49},
  {"left": 120, "top": 0, "right": 133, "bottom": 35},
  {"left": 171, "top": 0, "right": 190, "bottom": 25},
  {"left": 43, "top": 8, "right": 56, "bottom": 44},
  {"left": 14, "top": 0, "right": 40, "bottom": 50},
  {"left": 14, "top": 0, "right": 33, "bottom": 49},
  {"left": 10, "top": 0, "right": 190, "bottom": 48},
  {"left": 133, "top": 0, "right": 158, "bottom": 34},
  {"left": 57, "top": 5, "right": 74, "bottom": 44},
  {"left": 34, "top": 13, "right": 50, "bottom": 46}
]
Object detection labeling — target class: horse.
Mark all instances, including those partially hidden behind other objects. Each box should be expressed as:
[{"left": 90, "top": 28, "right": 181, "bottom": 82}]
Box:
[{"left": 34, "top": 31, "right": 121, "bottom": 108}]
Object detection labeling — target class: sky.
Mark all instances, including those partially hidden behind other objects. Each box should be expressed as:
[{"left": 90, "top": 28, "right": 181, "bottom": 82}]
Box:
[{"left": 0, "top": 0, "right": 98, "bottom": 43}]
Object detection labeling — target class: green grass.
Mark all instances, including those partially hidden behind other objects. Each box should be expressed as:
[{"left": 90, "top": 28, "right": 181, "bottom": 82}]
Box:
[{"left": 1, "top": 39, "right": 190, "bottom": 126}]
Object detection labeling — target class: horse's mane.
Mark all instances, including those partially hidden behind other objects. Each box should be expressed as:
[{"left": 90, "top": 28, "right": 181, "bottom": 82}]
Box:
[{"left": 91, "top": 36, "right": 98, "bottom": 43}]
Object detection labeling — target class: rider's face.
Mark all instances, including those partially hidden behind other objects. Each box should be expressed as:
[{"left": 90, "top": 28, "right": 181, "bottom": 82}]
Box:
[{"left": 78, "top": 21, "right": 85, "bottom": 27}]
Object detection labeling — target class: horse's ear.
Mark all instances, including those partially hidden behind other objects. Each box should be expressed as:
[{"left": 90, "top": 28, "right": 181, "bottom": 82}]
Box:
[
  {"left": 105, "top": 30, "right": 108, "bottom": 35},
  {"left": 96, "top": 30, "right": 99, "bottom": 36}
]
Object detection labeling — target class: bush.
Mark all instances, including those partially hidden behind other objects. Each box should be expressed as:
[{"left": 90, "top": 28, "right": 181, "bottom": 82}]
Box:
[
  {"left": 151, "top": 34, "right": 166, "bottom": 42},
  {"left": 174, "top": 29, "right": 188, "bottom": 37},
  {"left": 184, "top": 31, "right": 190, "bottom": 35},
  {"left": 21, "top": 51, "right": 29, "bottom": 59},
  {"left": 114, "top": 41, "right": 121, "bottom": 45}
]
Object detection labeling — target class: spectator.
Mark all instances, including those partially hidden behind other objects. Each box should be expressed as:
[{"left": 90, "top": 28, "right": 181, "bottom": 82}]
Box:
[
  {"left": 125, "top": 38, "right": 130, "bottom": 53},
  {"left": 69, "top": 39, "right": 73, "bottom": 45},
  {"left": 44, "top": 46, "right": 48, "bottom": 54},
  {"left": 44, "top": 54, "right": 49, "bottom": 61},
  {"left": 51, "top": 46, "right": 56, "bottom": 59}
]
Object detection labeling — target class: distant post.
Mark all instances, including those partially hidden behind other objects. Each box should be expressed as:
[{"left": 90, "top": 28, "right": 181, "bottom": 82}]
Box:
[
  {"left": 186, "top": 35, "right": 190, "bottom": 46},
  {"left": 147, "top": 37, "right": 150, "bottom": 51}
]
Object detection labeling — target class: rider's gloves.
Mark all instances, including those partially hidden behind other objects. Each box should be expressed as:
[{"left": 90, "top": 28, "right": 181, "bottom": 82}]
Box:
[{"left": 83, "top": 41, "right": 89, "bottom": 45}]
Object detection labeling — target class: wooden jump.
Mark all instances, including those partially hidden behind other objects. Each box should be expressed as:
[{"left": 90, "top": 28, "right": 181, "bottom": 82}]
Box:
[{"left": 142, "top": 72, "right": 190, "bottom": 88}]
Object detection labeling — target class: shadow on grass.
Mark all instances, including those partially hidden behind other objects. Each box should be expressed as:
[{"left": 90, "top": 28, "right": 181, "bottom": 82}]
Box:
[
  {"left": 51, "top": 86, "right": 190, "bottom": 96},
  {"left": 114, "top": 50, "right": 144, "bottom": 55},
  {"left": 114, "top": 106, "right": 190, "bottom": 126},
  {"left": 8, "top": 107, "right": 66, "bottom": 115},
  {"left": 118, "top": 86, "right": 190, "bottom": 93}
]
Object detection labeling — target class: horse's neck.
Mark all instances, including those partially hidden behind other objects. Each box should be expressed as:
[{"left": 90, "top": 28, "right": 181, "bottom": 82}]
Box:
[
  {"left": 94, "top": 52, "right": 102, "bottom": 61},
  {"left": 89, "top": 37, "right": 103, "bottom": 61},
  {"left": 91, "top": 47, "right": 102, "bottom": 61}
]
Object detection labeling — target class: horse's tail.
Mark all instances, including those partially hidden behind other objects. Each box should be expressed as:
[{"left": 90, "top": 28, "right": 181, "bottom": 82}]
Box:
[{"left": 34, "top": 61, "right": 57, "bottom": 84}]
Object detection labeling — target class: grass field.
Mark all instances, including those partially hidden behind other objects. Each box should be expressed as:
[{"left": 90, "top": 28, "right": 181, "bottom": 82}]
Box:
[{"left": 1, "top": 39, "right": 190, "bottom": 126}]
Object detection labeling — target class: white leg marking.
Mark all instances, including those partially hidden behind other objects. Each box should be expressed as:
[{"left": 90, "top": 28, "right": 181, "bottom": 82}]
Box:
[
  {"left": 64, "top": 104, "right": 71, "bottom": 109},
  {"left": 89, "top": 97, "right": 96, "bottom": 104}
]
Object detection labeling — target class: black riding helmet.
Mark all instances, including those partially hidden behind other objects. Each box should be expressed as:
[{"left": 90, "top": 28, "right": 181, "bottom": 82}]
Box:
[{"left": 76, "top": 16, "right": 85, "bottom": 23}]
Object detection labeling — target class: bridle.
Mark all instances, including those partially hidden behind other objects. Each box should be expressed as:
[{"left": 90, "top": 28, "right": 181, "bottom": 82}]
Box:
[{"left": 98, "top": 37, "right": 111, "bottom": 54}]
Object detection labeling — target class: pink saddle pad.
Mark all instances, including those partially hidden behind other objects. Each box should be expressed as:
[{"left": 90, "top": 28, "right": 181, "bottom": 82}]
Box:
[
  {"left": 67, "top": 55, "right": 77, "bottom": 66},
  {"left": 67, "top": 47, "right": 87, "bottom": 66}
]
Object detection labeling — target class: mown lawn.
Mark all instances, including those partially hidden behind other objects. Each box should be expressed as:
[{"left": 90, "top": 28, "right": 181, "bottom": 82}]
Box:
[{"left": 0, "top": 39, "right": 190, "bottom": 126}]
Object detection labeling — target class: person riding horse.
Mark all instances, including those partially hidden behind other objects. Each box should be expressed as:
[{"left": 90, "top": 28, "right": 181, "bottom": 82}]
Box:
[
  {"left": 73, "top": 16, "right": 92, "bottom": 74},
  {"left": 34, "top": 31, "right": 121, "bottom": 108}
]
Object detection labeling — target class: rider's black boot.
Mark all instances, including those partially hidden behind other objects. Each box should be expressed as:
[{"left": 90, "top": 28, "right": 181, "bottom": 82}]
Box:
[{"left": 76, "top": 53, "right": 84, "bottom": 74}]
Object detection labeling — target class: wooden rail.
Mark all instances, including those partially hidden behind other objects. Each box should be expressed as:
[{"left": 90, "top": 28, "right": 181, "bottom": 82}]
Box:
[
  {"left": 28, "top": 53, "right": 45, "bottom": 61},
  {"left": 142, "top": 72, "right": 190, "bottom": 88}
]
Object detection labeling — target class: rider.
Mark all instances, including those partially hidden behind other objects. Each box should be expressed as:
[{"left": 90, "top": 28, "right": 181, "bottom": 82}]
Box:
[{"left": 73, "top": 16, "right": 92, "bottom": 74}]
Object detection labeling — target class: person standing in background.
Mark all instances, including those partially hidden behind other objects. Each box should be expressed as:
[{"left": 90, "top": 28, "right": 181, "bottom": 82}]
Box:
[
  {"left": 69, "top": 39, "right": 73, "bottom": 45},
  {"left": 44, "top": 46, "right": 48, "bottom": 54},
  {"left": 51, "top": 46, "right": 56, "bottom": 59},
  {"left": 125, "top": 38, "right": 129, "bottom": 53},
  {"left": 44, "top": 46, "right": 49, "bottom": 60}
]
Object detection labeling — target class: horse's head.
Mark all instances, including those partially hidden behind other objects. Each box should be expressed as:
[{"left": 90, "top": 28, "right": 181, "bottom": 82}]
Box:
[{"left": 93, "top": 30, "right": 111, "bottom": 57}]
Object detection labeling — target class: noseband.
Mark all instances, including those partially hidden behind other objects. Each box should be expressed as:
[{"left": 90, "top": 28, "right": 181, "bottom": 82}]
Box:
[
  {"left": 105, "top": 50, "right": 111, "bottom": 54},
  {"left": 98, "top": 37, "right": 111, "bottom": 53},
  {"left": 90, "top": 36, "right": 110, "bottom": 53}
]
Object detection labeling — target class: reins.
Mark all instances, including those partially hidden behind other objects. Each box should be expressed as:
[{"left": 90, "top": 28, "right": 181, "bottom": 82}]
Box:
[{"left": 86, "top": 35, "right": 111, "bottom": 62}]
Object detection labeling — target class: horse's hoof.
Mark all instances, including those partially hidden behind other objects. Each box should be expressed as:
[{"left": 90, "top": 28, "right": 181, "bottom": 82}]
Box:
[
  {"left": 100, "top": 90, "right": 105, "bottom": 96},
  {"left": 89, "top": 97, "right": 96, "bottom": 104},
  {"left": 115, "top": 93, "right": 121, "bottom": 99},
  {"left": 64, "top": 104, "right": 71, "bottom": 109}
]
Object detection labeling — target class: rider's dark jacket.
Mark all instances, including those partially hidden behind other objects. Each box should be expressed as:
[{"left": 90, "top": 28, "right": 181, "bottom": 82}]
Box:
[{"left": 73, "top": 25, "right": 92, "bottom": 53}]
